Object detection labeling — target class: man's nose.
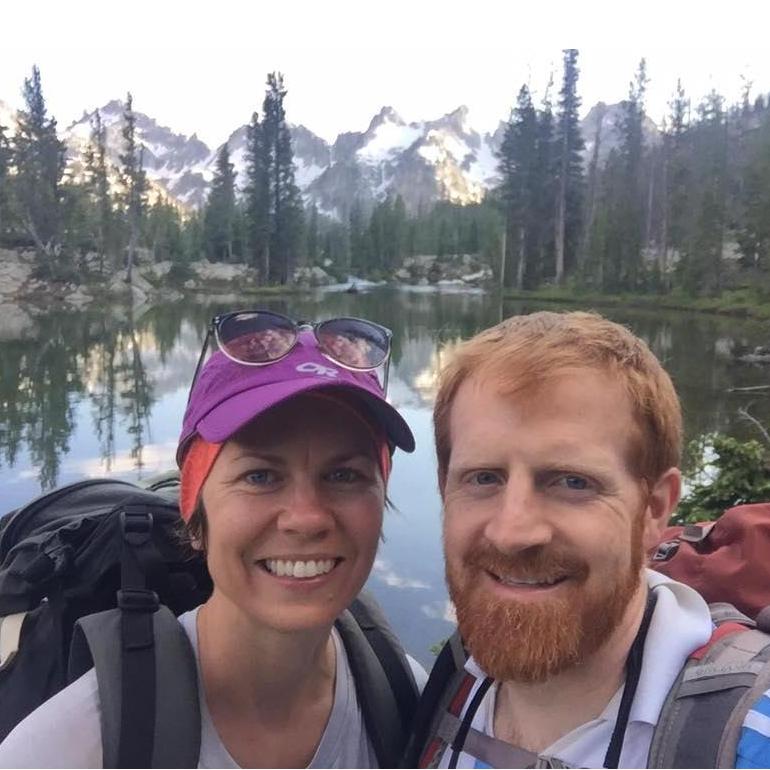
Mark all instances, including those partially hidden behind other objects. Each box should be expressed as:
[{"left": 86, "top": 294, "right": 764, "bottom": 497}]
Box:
[
  {"left": 483, "top": 474, "right": 553, "bottom": 553},
  {"left": 277, "top": 480, "right": 334, "bottom": 537}
]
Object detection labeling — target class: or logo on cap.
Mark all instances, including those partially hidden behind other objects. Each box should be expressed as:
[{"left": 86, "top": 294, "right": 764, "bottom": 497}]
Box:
[{"left": 296, "top": 362, "right": 339, "bottom": 378}]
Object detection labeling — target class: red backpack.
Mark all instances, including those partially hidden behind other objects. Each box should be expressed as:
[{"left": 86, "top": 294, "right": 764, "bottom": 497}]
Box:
[{"left": 650, "top": 502, "right": 770, "bottom": 621}]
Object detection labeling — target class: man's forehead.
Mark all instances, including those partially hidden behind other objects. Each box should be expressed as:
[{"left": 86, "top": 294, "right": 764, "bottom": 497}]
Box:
[{"left": 447, "top": 368, "right": 638, "bottom": 461}]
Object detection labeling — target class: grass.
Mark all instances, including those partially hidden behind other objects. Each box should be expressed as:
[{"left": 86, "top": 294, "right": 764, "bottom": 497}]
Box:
[{"left": 501, "top": 286, "right": 770, "bottom": 321}]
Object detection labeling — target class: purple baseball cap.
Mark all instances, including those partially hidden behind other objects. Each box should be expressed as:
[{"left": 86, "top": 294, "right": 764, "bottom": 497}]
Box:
[{"left": 177, "top": 330, "right": 415, "bottom": 465}]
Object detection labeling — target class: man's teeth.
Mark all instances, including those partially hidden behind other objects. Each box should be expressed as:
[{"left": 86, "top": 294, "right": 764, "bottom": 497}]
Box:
[
  {"left": 498, "top": 576, "right": 563, "bottom": 586},
  {"left": 264, "top": 559, "right": 336, "bottom": 578}
]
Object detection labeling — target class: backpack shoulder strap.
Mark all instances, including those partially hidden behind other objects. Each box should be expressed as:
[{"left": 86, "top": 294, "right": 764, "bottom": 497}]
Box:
[
  {"left": 69, "top": 606, "right": 200, "bottom": 769},
  {"left": 335, "top": 592, "right": 418, "bottom": 767},
  {"left": 648, "top": 607, "right": 770, "bottom": 768},
  {"left": 402, "top": 630, "right": 474, "bottom": 768}
]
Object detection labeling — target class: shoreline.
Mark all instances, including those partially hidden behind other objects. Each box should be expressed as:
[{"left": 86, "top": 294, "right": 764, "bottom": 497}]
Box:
[{"left": 501, "top": 287, "right": 770, "bottom": 322}]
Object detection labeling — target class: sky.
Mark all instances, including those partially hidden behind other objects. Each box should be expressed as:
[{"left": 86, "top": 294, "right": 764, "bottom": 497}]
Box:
[{"left": 2, "top": 0, "right": 769, "bottom": 147}]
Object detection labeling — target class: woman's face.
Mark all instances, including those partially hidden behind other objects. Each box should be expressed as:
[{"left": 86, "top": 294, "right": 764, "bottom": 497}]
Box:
[{"left": 200, "top": 394, "right": 386, "bottom": 633}]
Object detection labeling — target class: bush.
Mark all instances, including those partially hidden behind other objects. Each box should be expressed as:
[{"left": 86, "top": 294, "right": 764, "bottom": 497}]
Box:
[{"left": 676, "top": 433, "right": 770, "bottom": 523}]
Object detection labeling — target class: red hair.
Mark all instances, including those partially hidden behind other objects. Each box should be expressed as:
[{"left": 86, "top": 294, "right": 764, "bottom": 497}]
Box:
[{"left": 433, "top": 311, "right": 682, "bottom": 493}]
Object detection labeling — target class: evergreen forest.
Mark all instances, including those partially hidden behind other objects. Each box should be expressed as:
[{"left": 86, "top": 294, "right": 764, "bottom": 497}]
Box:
[{"left": 1, "top": 54, "right": 770, "bottom": 306}]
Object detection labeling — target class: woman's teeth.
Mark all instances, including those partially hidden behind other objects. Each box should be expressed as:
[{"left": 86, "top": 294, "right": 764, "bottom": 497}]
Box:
[{"left": 263, "top": 559, "right": 336, "bottom": 578}]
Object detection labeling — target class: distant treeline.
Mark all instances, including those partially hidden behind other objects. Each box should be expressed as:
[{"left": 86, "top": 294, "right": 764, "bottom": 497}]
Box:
[
  {"left": 497, "top": 50, "right": 770, "bottom": 297},
  {"left": 1, "top": 55, "right": 769, "bottom": 298}
]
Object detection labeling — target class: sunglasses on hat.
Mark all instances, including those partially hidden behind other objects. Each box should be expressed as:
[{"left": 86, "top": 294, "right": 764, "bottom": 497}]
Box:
[{"left": 189, "top": 310, "right": 393, "bottom": 401}]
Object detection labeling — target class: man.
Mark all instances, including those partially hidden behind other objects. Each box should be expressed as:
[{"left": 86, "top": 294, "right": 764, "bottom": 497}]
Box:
[{"left": 410, "top": 311, "right": 768, "bottom": 768}]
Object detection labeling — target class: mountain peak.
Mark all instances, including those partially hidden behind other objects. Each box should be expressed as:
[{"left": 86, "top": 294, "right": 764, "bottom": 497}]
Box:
[{"left": 366, "top": 105, "right": 404, "bottom": 133}]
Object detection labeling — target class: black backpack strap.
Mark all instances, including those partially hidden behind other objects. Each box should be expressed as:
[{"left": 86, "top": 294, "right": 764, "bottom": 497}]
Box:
[
  {"left": 336, "top": 592, "right": 419, "bottom": 767},
  {"left": 69, "top": 606, "right": 200, "bottom": 768},
  {"left": 648, "top": 609, "right": 770, "bottom": 768}
]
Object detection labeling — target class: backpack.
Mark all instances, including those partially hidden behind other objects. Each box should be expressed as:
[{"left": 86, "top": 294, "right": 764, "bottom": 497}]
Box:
[
  {"left": 402, "top": 502, "right": 770, "bottom": 769},
  {"left": 0, "top": 475, "right": 418, "bottom": 768}
]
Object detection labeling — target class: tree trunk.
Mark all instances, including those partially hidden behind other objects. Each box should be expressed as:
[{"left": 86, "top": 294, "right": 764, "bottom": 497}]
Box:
[
  {"left": 659, "top": 140, "right": 669, "bottom": 288},
  {"left": 516, "top": 226, "right": 526, "bottom": 290}
]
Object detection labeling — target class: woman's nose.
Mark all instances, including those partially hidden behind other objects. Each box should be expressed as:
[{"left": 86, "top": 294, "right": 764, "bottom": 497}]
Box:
[{"left": 276, "top": 480, "right": 334, "bottom": 537}]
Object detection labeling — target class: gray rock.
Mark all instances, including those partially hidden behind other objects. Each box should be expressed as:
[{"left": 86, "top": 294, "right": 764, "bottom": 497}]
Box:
[
  {"left": 0, "top": 255, "right": 33, "bottom": 297},
  {"left": 64, "top": 288, "right": 93, "bottom": 308},
  {"left": 0, "top": 304, "right": 35, "bottom": 340},
  {"left": 294, "top": 265, "right": 332, "bottom": 286}
]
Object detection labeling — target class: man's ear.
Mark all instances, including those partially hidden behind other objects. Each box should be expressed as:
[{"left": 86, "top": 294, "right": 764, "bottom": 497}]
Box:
[{"left": 643, "top": 467, "right": 681, "bottom": 550}]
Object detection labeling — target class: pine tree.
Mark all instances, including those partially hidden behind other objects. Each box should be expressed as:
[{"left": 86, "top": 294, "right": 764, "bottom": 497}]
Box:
[
  {"left": 243, "top": 111, "right": 270, "bottom": 274},
  {"left": 581, "top": 102, "right": 607, "bottom": 273},
  {"left": 12, "top": 66, "right": 66, "bottom": 274},
  {"left": 498, "top": 84, "right": 538, "bottom": 288},
  {"left": 603, "top": 59, "right": 649, "bottom": 290},
  {"left": 146, "top": 196, "right": 183, "bottom": 262},
  {"left": 204, "top": 142, "right": 236, "bottom": 261},
  {"left": 0, "top": 121, "right": 11, "bottom": 242},
  {"left": 661, "top": 80, "right": 690, "bottom": 287},
  {"left": 554, "top": 49, "right": 585, "bottom": 284},
  {"left": 264, "top": 73, "right": 304, "bottom": 283},
  {"left": 306, "top": 203, "right": 319, "bottom": 264},
  {"left": 349, "top": 199, "right": 368, "bottom": 274},
  {"left": 532, "top": 80, "right": 557, "bottom": 285},
  {"left": 736, "top": 104, "right": 770, "bottom": 273},
  {"left": 84, "top": 109, "right": 114, "bottom": 273},
  {"left": 119, "top": 93, "right": 147, "bottom": 284},
  {"left": 679, "top": 91, "right": 727, "bottom": 294}
]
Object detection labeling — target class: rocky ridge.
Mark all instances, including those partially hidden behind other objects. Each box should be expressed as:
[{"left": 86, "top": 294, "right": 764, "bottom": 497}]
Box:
[{"left": 0, "top": 96, "right": 659, "bottom": 219}]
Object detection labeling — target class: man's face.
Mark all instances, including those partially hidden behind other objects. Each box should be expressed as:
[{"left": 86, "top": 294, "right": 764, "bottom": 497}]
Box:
[{"left": 443, "top": 369, "right": 665, "bottom": 683}]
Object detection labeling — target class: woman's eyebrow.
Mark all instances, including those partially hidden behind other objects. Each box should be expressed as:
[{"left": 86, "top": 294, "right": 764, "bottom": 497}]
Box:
[
  {"left": 230, "top": 450, "right": 287, "bottom": 465},
  {"left": 325, "top": 450, "right": 377, "bottom": 464}
]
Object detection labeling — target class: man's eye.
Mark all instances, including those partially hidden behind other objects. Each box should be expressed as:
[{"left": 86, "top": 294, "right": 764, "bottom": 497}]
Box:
[
  {"left": 471, "top": 471, "right": 500, "bottom": 486},
  {"left": 556, "top": 474, "right": 591, "bottom": 491}
]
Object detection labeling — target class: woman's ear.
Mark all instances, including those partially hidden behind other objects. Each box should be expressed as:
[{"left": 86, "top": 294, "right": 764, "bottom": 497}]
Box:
[{"left": 643, "top": 467, "right": 681, "bottom": 550}]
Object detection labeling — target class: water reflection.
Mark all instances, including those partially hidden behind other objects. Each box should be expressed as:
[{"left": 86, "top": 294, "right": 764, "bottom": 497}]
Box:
[{"left": 0, "top": 290, "right": 768, "bottom": 662}]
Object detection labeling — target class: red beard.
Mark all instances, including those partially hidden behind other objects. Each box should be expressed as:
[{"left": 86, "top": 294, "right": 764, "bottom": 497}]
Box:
[{"left": 446, "top": 523, "right": 643, "bottom": 683}]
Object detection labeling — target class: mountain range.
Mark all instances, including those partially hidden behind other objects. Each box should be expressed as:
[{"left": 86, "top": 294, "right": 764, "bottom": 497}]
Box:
[{"left": 0, "top": 97, "right": 659, "bottom": 217}]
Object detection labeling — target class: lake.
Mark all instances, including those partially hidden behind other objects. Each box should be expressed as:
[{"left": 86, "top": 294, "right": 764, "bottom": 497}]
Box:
[{"left": 1, "top": 287, "right": 769, "bottom": 665}]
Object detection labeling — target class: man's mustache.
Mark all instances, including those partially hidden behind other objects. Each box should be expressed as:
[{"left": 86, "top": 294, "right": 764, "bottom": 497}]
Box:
[{"left": 461, "top": 541, "right": 590, "bottom": 585}]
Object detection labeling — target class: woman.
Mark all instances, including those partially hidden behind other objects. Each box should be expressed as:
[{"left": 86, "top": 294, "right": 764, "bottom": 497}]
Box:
[{"left": 0, "top": 310, "right": 423, "bottom": 768}]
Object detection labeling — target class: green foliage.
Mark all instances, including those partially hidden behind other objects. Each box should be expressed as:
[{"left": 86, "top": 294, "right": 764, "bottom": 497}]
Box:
[
  {"left": 203, "top": 142, "right": 236, "bottom": 261},
  {"left": 12, "top": 66, "right": 67, "bottom": 273},
  {"left": 677, "top": 433, "right": 770, "bottom": 523}
]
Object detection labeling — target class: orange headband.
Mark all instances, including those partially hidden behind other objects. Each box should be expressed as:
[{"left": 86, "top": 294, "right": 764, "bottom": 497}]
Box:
[{"left": 179, "top": 393, "right": 392, "bottom": 521}]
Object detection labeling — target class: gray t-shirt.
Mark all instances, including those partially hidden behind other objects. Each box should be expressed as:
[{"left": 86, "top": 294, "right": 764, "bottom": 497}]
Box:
[{"left": 0, "top": 607, "right": 420, "bottom": 768}]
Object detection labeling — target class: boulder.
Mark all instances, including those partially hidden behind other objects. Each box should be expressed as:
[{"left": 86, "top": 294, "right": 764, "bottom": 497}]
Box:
[
  {"left": 294, "top": 265, "right": 332, "bottom": 287},
  {"left": 0, "top": 254, "right": 33, "bottom": 297},
  {"left": 460, "top": 267, "right": 493, "bottom": 285},
  {"left": 393, "top": 268, "right": 411, "bottom": 282},
  {"left": 190, "top": 260, "right": 255, "bottom": 283},
  {"left": 64, "top": 288, "right": 94, "bottom": 308},
  {"left": 140, "top": 260, "right": 174, "bottom": 279},
  {"left": 109, "top": 269, "right": 155, "bottom": 295},
  {"left": 0, "top": 304, "right": 35, "bottom": 340}
]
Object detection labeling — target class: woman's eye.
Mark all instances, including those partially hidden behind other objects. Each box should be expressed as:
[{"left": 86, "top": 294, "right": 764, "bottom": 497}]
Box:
[
  {"left": 327, "top": 468, "right": 362, "bottom": 483},
  {"left": 245, "top": 469, "right": 277, "bottom": 485}
]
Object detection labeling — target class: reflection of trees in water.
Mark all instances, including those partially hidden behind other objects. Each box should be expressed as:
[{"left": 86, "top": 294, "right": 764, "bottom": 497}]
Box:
[
  {"left": 1, "top": 308, "right": 161, "bottom": 489},
  {"left": 0, "top": 292, "right": 767, "bottom": 493}
]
